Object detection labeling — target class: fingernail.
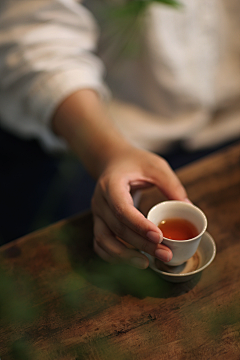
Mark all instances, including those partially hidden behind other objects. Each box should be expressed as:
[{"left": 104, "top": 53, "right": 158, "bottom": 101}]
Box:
[
  {"left": 155, "top": 249, "right": 171, "bottom": 262},
  {"left": 147, "top": 231, "right": 163, "bottom": 244},
  {"left": 131, "top": 257, "right": 148, "bottom": 269}
]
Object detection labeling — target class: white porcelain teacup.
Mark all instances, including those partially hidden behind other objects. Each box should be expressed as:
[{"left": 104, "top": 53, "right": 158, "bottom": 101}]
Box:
[{"left": 147, "top": 201, "right": 207, "bottom": 266}]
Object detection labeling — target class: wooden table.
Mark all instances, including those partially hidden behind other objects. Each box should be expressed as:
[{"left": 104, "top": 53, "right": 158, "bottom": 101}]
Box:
[{"left": 0, "top": 142, "right": 240, "bottom": 360}]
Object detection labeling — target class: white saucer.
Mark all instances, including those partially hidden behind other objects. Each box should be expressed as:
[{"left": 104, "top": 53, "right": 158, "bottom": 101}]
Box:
[{"left": 142, "top": 232, "right": 216, "bottom": 283}]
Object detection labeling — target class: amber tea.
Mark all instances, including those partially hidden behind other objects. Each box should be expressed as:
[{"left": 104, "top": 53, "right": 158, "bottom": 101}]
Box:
[
  {"left": 158, "top": 218, "right": 198, "bottom": 240},
  {"left": 148, "top": 201, "right": 208, "bottom": 265}
]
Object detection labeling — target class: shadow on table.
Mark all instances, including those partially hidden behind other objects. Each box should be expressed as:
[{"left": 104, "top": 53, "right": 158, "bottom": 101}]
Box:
[
  {"left": 80, "top": 258, "right": 201, "bottom": 299},
  {"left": 62, "top": 213, "right": 201, "bottom": 299}
]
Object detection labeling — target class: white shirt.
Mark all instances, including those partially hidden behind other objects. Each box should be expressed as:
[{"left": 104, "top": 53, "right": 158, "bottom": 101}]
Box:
[
  {"left": 0, "top": 0, "right": 109, "bottom": 152},
  {"left": 0, "top": 0, "right": 239, "bottom": 153}
]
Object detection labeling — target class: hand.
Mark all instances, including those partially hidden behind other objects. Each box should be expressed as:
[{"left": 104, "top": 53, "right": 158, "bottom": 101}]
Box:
[
  {"left": 92, "top": 146, "right": 189, "bottom": 269},
  {"left": 51, "top": 89, "right": 189, "bottom": 269}
]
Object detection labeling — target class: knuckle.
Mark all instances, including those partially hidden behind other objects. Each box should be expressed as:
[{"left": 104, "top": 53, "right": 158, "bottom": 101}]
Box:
[
  {"left": 98, "top": 175, "right": 108, "bottom": 193},
  {"left": 133, "top": 222, "right": 142, "bottom": 235},
  {"left": 113, "top": 204, "right": 125, "bottom": 222},
  {"left": 93, "top": 227, "right": 124, "bottom": 259},
  {"left": 141, "top": 240, "right": 155, "bottom": 255},
  {"left": 157, "top": 156, "right": 169, "bottom": 170},
  {"left": 113, "top": 221, "right": 125, "bottom": 239},
  {"left": 141, "top": 240, "right": 149, "bottom": 253},
  {"left": 94, "top": 233, "right": 104, "bottom": 246},
  {"left": 112, "top": 246, "right": 124, "bottom": 258},
  {"left": 148, "top": 155, "right": 169, "bottom": 175},
  {"left": 93, "top": 225, "right": 105, "bottom": 246}
]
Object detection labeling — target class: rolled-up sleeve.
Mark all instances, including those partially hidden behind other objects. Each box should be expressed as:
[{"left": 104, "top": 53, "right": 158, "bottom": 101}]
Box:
[{"left": 0, "top": 0, "right": 109, "bottom": 151}]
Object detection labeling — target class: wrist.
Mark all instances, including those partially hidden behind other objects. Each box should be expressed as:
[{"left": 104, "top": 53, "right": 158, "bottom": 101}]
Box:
[{"left": 52, "top": 88, "right": 133, "bottom": 178}]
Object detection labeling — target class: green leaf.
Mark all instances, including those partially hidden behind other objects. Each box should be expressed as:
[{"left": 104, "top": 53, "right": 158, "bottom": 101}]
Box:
[
  {"left": 99, "top": 0, "right": 182, "bottom": 60},
  {"left": 153, "top": 0, "right": 181, "bottom": 7}
]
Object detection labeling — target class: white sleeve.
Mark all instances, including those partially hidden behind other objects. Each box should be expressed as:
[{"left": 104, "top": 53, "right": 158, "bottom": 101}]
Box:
[{"left": 0, "top": 0, "right": 110, "bottom": 152}]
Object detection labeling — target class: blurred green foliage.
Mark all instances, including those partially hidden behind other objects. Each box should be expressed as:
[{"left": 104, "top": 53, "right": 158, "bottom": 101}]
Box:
[
  {"left": 95, "top": 0, "right": 182, "bottom": 60},
  {"left": 0, "top": 268, "right": 37, "bottom": 326},
  {"left": 10, "top": 337, "right": 42, "bottom": 360}
]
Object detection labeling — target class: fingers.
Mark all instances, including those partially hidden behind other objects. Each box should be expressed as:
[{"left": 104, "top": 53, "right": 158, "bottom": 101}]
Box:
[
  {"left": 96, "top": 176, "right": 163, "bottom": 243},
  {"left": 96, "top": 156, "right": 189, "bottom": 247},
  {"left": 93, "top": 215, "right": 150, "bottom": 269},
  {"left": 95, "top": 195, "right": 159, "bottom": 255},
  {"left": 92, "top": 195, "right": 173, "bottom": 267},
  {"left": 91, "top": 150, "right": 187, "bottom": 268},
  {"left": 93, "top": 215, "right": 172, "bottom": 268},
  {"left": 92, "top": 186, "right": 162, "bottom": 251}
]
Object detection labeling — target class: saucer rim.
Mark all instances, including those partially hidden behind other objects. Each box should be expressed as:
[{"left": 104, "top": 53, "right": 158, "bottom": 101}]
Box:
[{"left": 143, "top": 231, "right": 216, "bottom": 279}]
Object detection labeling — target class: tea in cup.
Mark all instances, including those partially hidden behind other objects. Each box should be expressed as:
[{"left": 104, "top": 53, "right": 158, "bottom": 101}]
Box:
[{"left": 147, "top": 201, "right": 207, "bottom": 266}]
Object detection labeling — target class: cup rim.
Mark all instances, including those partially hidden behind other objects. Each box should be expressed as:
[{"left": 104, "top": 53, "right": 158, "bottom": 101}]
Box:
[{"left": 147, "top": 200, "right": 208, "bottom": 243}]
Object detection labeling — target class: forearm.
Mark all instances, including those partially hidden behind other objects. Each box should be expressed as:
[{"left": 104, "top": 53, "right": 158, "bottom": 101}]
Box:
[
  {"left": 52, "top": 89, "right": 190, "bottom": 269},
  {"left": 52, "top": 89, "right": 131, "bottom": 178}
]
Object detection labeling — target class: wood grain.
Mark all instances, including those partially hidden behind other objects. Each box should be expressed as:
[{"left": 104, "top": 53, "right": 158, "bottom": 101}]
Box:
[{"left": 0, "top": 141, "right": 240, "bottom": 360}]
